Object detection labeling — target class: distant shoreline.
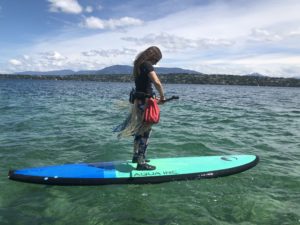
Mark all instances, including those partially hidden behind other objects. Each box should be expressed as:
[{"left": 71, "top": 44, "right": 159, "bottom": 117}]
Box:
[{"left": 1, "top": 73, "right": 299, "bottom": 87}]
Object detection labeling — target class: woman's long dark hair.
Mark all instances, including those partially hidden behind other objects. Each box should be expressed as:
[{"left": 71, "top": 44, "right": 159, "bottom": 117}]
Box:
[{"left": 133, "top": 46, "right": 162, "bottom": 78}]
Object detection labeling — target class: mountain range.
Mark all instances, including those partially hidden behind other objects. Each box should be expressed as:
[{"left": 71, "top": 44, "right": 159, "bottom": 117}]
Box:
[{"left": 15, "top": 65, "right": 201, "bottom": 76}]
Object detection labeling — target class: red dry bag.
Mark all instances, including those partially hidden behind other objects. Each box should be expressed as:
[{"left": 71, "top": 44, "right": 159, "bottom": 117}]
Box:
[{"left": 144, "top": 98, "right": 160, "bottom": 124}]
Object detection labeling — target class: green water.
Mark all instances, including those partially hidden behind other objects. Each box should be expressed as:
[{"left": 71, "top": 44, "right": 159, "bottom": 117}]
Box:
[{"left": 0, "top": 79, "right": 299, "bottom": 225}]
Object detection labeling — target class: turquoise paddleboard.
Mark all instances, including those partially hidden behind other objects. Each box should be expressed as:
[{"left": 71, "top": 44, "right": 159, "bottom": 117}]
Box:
[{"left": 8, "top": 155, "right": 259, "bottom": 185}]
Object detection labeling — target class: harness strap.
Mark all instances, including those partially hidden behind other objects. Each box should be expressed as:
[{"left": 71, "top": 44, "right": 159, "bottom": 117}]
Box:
[{"left": 129, "top": 88, "right": 155, "bottom": 104}]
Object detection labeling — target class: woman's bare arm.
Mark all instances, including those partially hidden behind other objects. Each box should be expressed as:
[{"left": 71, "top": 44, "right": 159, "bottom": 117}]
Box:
[{"left": 148, "top": 71, "right": 165, "bottom": 102}]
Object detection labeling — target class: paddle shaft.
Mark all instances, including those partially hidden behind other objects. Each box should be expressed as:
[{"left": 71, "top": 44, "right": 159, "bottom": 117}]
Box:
[{"left": 162, "top": 95, "right": 179, "bottom": 103}]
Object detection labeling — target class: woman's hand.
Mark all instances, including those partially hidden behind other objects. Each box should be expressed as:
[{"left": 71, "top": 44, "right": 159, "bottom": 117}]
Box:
[{"left": 157, "top": 96, "right": 166, "bottom": 105}]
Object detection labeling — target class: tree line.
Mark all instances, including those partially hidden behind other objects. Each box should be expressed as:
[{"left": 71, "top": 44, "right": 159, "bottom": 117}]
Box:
[{"left": 1, "top": 73, "right": 299, "bottom": 87}]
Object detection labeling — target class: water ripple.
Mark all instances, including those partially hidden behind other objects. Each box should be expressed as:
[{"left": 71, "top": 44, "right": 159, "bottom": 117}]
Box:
[{"left": 1, "top": 80, "right": 299, "bottom": 225}]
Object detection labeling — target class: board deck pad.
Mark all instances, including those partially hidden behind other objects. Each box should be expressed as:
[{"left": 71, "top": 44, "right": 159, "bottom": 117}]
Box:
[{"left": 8, "top": 155, "right": 259, "bottom": 185}]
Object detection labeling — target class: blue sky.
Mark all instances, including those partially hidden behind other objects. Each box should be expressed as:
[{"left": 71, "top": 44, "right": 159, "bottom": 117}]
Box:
[{"left": 1, "top": 0, "right": 300, "bottom": 77}]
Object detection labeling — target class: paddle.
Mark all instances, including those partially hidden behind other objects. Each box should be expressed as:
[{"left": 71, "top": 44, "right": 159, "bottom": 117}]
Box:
[{"left": 163, "top": 95, "right": 179, "bottom": 102}]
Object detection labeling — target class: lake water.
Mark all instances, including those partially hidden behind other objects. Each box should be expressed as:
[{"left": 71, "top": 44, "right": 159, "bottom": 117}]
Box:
[{"left": 0, "top": 79, "right": 299, "bottom": 225}]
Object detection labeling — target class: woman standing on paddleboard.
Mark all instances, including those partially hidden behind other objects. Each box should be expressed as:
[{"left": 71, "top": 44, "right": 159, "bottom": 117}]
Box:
[{"left": 119, "top": 46, "right": 165, "bottom": 170}]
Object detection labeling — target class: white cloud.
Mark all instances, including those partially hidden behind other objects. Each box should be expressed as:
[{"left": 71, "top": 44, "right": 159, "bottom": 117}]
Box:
[
  {"left": 9, "top": 59, "right": 22, "bottom": 66},
  {"left": 23, "top": 55, "right": 30, "bottom": 60},
  {"left": 7, "top": 46, "right": 131, "bottom": 72},
  {"left": 48, "top": 0, "right": 83, "bottom": 14},
  {"left": 233, "top": 55, "right": 300, "bottom": 65},
  {"left": 82, "top": 48, "right": 137, "bottom": 57},
  {"left": 82, "top": 16, "right": 143, "bottom": 30},
  {"left": 122, "top": 33, "right": 235, "bottom": 52},
  {"left": 41, "top": 51, "right": 67, "bottom": 60},
  {"left": 85, "top": 6, "right": 93, "bottom": 13},
  {"left": 289, "top": 28, "right": 300, "bottom": 36},
  {"left": 191, "top": 53, "right": 300, "bottom": 77},
  {"left": 249, "top": 28, "right": 282, "bottom": 42},
  {"left": 82, "top": 16, "right": 105, "bottom": 29}
]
